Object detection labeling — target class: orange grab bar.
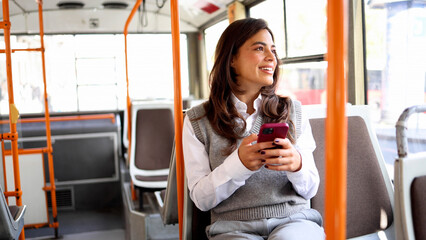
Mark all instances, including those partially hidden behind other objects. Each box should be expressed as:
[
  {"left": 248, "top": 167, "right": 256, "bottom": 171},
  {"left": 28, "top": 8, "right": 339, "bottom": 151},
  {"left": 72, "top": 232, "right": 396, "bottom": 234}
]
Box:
[
  {"left": 0, "top": 48, "right": 43, "bottom": 53},
  {"left": 123, "top": 0, "right": 142, "bottom": 166},
  {"left": 325, "top": 0, "right": 348, "bottom": 239},
  {"left": 1, "top": 0, "right": 25, "bottom": 239},
  {"left": 37, "top": 2, "right": 59, "bottom": 235},
  {"left": 170, "top": 0, "right": 185, "bottom": 239},
  {"left": 4, "top": 190, "right": 23, "bottom": 198},
  {"left": 4, "top": 148, "right": 50, "bottom": 156},
  {"left": 0, "top": 113, "right": 116, "bottom": 125}
]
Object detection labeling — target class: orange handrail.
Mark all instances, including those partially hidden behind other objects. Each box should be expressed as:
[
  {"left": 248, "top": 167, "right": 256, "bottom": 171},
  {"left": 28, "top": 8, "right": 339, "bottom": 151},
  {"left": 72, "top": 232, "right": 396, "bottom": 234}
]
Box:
[
  {"left": 325, "top": 0, "right": 348, "bottom": 239},
  {"left": 0, "top": 113, "right": 116, "bottom": 125},
  {"left": 4, "top": 147, "right": 51, "bottom": 156},
  {"left": 124, "top": 0, "right": 142, "bottom": 167},
  {"left": 37, "top": 2, "right": 59, "bottom": 236},
  {"left": 0, "top": 48, "right": 43, "bottom": 53},
  {"left": 170, "top": 0, "right": 184, "bottom": 239},
  {"left": 1, "top": 0, "right": 25, "bottom": 239}
]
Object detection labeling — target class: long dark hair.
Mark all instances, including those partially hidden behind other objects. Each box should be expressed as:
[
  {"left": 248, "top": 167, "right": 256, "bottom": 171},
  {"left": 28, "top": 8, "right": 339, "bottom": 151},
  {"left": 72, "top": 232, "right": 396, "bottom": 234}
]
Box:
[{"left": 203, "top": 18, "right": 294, "bottom": 154}]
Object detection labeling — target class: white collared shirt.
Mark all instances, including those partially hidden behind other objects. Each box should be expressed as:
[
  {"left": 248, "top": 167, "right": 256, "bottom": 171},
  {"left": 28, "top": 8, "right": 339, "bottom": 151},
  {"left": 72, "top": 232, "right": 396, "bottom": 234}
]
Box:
[{"left": 182, "top": 94, "right": 320, "bottom": 211}]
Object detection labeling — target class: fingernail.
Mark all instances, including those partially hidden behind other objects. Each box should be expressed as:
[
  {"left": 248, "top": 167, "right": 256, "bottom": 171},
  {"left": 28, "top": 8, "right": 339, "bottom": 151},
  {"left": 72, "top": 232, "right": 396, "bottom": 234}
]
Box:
[
  {"left": 274, "top": 139, "right": 279, "bottom": 143},
  {"left": 265, "top": 165, "right": 269, "bottom": 168},
  {"left": 261, "top": 159, "right": 265, "bottom": 162},
  {"left": 261, "top": 151, "right": 265, "bottom": 155}
]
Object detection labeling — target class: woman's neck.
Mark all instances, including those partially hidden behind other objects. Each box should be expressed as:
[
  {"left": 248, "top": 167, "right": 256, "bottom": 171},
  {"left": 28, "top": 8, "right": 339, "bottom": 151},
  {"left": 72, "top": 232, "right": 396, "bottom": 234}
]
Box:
[{"left": 234, "top": 91, "right": 260, "bottom": 115}]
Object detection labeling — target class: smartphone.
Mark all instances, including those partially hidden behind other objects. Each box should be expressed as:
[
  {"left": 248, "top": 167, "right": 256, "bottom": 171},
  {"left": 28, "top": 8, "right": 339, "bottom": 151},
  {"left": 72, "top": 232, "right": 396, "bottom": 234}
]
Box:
[{"left": 257, "top": 122, "right": 289, "bottom": 143}]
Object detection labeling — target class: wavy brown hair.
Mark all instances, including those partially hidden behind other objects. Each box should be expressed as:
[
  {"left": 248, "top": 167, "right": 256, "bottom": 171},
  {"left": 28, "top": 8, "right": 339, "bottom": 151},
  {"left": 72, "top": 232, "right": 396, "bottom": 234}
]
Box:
[{"left": 203, "top": 18, "right": 295, "bottom": 154}]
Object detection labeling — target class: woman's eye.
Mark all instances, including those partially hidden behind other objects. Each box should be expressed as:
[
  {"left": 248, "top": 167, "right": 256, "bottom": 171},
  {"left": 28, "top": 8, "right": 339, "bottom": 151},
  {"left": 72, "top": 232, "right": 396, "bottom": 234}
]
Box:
[
  {"left": 255, "top": 46, "right": 264, "bottom": 51},
  {"left": 272, "top": 49, "right": 277, "bottom": 54}
]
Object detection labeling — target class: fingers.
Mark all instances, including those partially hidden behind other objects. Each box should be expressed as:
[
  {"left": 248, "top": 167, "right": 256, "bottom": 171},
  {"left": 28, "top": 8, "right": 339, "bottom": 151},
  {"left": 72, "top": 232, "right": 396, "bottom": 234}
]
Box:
[
  {"left": 240, "top": 133, "right": 258, "bottom": 146},
  {"left": 239, "top": 135, "right": 300, "bottom": 172},
  {"left": 272, "top": 138, "right": 292, "bottom": 149},
  {"left": 238, "top": 134, "right": 265, "bottom": 171},
  {"left": 260, "top": 139, "right": 301, "bottom": 172}
]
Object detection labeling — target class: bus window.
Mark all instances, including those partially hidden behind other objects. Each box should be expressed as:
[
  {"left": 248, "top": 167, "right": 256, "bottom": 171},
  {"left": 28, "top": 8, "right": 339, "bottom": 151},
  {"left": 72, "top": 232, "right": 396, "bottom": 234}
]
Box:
[
  {"left": 0, "top": 33, "right": 190, "bottom": 114},
  {"left": 278, "top": 61, "right": 327, "bottom": 105},
  {"left": 249, "top": 0, "right": 286, "bottom": 58},
  {"left": 0, "top": 35, "right": 48, "bottom": 114},
  {"left": 365, "top": 1, "right": 426, "bottom": 174},
  {"left": 283, "top": 0, "right": 327, "bottom": 57},
  {"left": 249, "top": 0, "right": 327, "bottom": 105},
  {"left": 127, "top": 34, "right": 190, "bottom": 101},
  {"left": 204, "top": 20, "right": 228, "bottom": 73}
]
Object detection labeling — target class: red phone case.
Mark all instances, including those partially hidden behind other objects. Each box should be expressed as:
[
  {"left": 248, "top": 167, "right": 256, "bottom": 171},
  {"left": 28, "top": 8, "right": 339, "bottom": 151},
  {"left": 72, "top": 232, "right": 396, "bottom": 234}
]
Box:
[{"left": 257, "top": 122, "right": 289, "bottom": 142}]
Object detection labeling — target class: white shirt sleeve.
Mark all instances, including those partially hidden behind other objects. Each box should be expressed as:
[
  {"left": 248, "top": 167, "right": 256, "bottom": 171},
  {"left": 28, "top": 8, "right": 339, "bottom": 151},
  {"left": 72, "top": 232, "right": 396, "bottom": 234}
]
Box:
[
  {"left": 182, "top": 117, "right": 255, "bottom": 211},
  {"left": 286, "top": 111, "right": 320, "bottom": 200}
]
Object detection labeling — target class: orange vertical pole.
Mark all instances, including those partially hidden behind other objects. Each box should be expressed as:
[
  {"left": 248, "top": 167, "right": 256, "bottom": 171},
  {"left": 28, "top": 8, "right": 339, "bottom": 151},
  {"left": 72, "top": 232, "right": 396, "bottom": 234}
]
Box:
[
  {"left": 170, "top": 0, "right": 184, "bottom": 239},
  {"left": 124, "top": 0, "right": 142, "bottom": 201},
  {"left": 37, "top": 1, "right": 59, "bottom": 236},
  {"left": 2, "top": 0, "right": 25, "bottom": 239},
  {"left": 325, "top": 0, "right": 348, "bottom": 239},
  {"left": 124, "top": 0, "right": 142, "bottom": 167},
  {"left": 124, "top": 33, "right": 132, "bottom": 165}
]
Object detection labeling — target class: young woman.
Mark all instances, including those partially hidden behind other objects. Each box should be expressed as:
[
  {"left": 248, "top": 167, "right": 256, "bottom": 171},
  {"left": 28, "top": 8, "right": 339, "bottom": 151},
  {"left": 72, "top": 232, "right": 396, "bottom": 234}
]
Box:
[{"left": 183, "top": 18, "right": 325, "bottom": 240}]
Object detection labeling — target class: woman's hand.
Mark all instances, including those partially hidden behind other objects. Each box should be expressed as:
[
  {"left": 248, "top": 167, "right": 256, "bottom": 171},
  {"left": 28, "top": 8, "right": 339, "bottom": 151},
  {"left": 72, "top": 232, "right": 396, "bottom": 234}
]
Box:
[
  {"left": 261, "top": 138, "right": 302, "bottom": 172},
  {"left": 238, "top": 133, "right": 274, "bottom": 171}
]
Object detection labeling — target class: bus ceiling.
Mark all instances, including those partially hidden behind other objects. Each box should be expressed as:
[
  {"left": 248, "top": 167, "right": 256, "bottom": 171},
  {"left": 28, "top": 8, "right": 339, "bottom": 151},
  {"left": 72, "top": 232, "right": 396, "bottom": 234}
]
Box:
[{"left": 1, "top": 0, "right": 253, "bottom": 34}]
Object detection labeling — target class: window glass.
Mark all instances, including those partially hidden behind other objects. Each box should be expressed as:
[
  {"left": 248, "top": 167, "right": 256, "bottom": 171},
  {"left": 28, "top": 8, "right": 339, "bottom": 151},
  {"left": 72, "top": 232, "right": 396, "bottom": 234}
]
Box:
[
  {"left": 249, "top": 0, "right": 286, "bottom": 58},
  {"left": 127, "top": 34, "right": 189, "bottom": 101},
  {"left": 0, "top": 34, "right": 190, "bottom": 114},
  {"left": 204, "top": 20, "right": 229, "bottom": 73},
  {"left": 278, "top": 61, "right": 327, "bottom": 104},
  {"left": 0, "top": 36, "right": 49, "bottom": 114},
  {"left": 285, "top": 0, "right": 327, "bottom": 57},
  {"left": 365, "top": 2, "right": 426, "bottom": 175}
]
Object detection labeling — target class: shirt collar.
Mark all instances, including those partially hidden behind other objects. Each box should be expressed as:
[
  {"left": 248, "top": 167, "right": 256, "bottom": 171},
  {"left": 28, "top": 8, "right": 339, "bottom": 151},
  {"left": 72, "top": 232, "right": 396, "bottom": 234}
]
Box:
[{"left": 231, "top": 93, "right": 262, "bottom": 116}]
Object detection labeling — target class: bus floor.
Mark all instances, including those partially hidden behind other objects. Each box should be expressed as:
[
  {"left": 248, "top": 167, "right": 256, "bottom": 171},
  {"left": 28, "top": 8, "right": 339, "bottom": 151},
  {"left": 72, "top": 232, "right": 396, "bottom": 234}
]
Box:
[{"left": 24, "top": 207, "right": 125, "bottom": 240}]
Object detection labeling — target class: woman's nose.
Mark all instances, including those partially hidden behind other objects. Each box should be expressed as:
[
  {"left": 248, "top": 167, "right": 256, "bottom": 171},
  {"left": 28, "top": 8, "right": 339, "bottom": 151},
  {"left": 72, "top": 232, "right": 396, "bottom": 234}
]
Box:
[{"left": 265, "top": 49, "right": 275, "bottom": 61}]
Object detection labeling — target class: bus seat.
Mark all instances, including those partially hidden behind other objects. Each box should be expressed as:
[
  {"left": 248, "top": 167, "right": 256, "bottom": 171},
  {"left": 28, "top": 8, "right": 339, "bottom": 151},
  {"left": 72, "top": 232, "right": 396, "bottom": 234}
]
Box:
[
  {"left": 129, "top": 101, "right": 175, "bottom": 210},
  {"left": 154, "top": 141, "right": 179, "bottom": 225},
  {"left": 394, "top": 105, "right": 426, "bottom": 240},
  {"left": 182, "top": 173, "right": 210, "bottom": 240},
  {"left": 0, "top": 185, "right": 26, "bottom": 240},
  {"left": 306, "top": 104, "right": 395, "bottom": 240}
]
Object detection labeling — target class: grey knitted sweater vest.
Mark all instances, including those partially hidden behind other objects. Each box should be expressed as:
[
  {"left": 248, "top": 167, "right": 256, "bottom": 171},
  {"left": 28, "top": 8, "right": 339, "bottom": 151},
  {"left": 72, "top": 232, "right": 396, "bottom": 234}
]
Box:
[{"left": 186, "top": 100, "right": 307, "bottom": 223}]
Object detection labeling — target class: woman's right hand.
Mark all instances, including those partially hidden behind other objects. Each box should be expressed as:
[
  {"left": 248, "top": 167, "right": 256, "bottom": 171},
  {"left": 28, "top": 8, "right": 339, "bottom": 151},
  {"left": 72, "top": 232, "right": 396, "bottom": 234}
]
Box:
[{"left": 238, "top": 133, "right": 273, "bottom": 171}]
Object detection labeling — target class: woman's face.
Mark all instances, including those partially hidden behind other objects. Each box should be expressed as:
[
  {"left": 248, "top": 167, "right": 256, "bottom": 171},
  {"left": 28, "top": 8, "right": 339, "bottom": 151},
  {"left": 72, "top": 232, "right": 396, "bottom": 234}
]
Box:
[{"left": 231, "top": 29, "right": 277, "bottom": 92}]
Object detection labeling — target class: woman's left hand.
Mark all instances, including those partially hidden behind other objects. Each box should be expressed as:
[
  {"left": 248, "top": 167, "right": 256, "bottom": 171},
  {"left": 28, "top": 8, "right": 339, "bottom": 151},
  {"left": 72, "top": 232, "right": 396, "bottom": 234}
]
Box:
[{"left": 261, "top": 138, "right": 302, "bottom": 172}]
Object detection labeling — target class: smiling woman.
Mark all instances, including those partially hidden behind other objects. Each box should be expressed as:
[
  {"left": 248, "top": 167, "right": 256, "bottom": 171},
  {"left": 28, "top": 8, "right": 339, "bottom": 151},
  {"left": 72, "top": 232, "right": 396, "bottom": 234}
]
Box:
[{"left": 183, "top": 18, "right": 324, "bottom": 240}]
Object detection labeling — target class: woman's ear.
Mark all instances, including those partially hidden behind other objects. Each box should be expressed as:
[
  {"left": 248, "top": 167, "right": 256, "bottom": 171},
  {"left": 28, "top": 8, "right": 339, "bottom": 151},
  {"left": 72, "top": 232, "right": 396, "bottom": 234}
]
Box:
[{"left": 230, "top": 55, "right": 237, "bottom": 68}]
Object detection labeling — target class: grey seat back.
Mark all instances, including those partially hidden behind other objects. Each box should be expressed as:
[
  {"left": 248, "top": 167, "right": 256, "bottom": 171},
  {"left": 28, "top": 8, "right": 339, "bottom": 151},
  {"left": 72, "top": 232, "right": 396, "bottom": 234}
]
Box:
[
  {"left": 0, "top": 185, "right": 26, "bottom": 240},
  {"left": 310, "top": 116, "right": 393, "bottom": 238},
  {"left": 129, "top": 101, "right": 175, "bottom": 188},
  {"left": 134, "top": 108, "right": 174, "bottom": 172},
  {"left": 305, "top": 104, "right": 395, "bottom": 240}
]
